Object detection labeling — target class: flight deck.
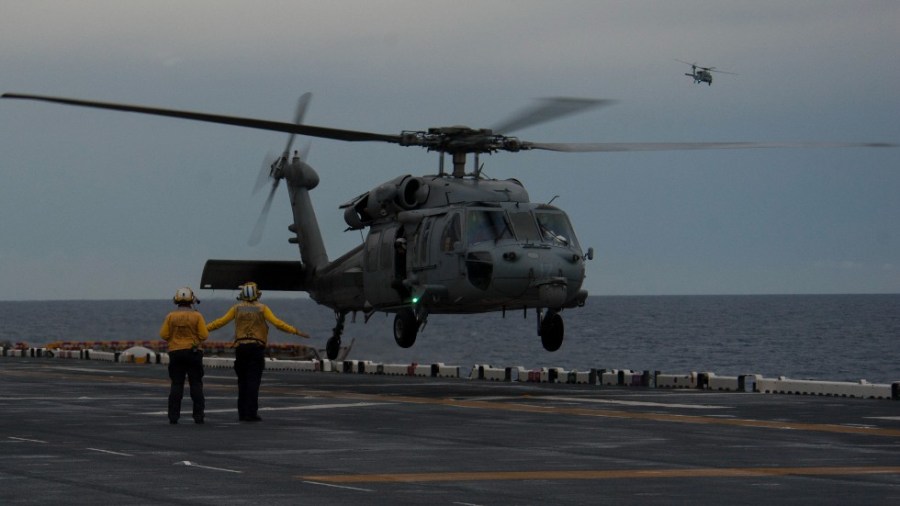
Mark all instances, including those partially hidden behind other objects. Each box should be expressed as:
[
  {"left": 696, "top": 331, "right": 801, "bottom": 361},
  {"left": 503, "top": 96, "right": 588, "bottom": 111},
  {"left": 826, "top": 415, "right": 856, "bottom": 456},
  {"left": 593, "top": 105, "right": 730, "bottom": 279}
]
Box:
[{"left": 1, "top": 356, "right": 898, "bottom": 505}]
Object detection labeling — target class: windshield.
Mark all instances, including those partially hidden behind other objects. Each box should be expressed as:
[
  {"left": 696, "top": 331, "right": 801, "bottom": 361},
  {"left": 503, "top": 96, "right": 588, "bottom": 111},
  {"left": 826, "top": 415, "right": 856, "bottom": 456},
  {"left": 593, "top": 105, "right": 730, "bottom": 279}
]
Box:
[
  {"left": 508, "top": 211, "right": 542, "bottom": 241},
  {"left": 535, "top": 211, "right": 579, "bottom": 249}
]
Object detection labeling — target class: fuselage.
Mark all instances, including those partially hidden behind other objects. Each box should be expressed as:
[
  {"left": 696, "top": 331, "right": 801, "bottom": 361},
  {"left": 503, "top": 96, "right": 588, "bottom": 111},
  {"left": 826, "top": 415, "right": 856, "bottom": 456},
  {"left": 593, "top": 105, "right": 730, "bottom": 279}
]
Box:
[
  {"left": 308, "top": 175, "right": 589, "bottom": 314},
  {"left": 686, "top": 70, "right": 712, "bottom": 85}
]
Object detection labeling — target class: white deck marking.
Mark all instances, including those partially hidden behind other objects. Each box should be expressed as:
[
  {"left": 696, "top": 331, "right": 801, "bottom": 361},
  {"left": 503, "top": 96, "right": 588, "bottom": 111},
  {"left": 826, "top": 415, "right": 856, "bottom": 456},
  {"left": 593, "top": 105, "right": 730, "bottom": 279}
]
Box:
[
  {"left": 302, "top": 480, "right": 374, "bottom": 492},
  {"left": 143, "top": 402, "right": 388, "bottom": 416},
  {"left": 0, "top": 396, "right": 155, "bottom": 401},
  {"left": 8, "top": 436, "right": 47, "bottom": 443},
  {"left": 258, "top": 402, "right": 390, "bottom": 411},
  {"left": 47, "top": 366, "right": 128, "bottom": 374},
  {"left": 176, "top": 461, "right": 242, "bottom": 473},
  {"left": 87, "top": 448, "right": 133, "bottom": 457}
]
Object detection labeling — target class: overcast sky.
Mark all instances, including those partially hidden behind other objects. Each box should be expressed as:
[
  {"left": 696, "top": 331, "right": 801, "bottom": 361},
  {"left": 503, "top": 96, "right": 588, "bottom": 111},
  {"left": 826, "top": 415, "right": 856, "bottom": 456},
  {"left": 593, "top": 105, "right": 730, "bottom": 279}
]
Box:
[{"left": 1, "top": 0, "right": 898, "bottom": 301}]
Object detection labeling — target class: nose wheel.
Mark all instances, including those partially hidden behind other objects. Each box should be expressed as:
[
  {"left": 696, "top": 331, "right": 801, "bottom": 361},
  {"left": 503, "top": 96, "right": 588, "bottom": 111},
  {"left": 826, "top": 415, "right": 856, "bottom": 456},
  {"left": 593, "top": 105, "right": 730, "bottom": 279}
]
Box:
[{"left": 538, "top": 308, "right": 564, "bottom": 352}]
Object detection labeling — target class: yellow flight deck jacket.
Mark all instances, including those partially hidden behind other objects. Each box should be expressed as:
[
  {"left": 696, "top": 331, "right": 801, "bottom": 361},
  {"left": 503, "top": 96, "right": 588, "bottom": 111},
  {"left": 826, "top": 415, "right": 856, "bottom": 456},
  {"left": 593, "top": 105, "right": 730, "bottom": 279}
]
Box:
[
  {"left": 206, "top": 301, "right": 299, "bottom": 345},
  {"left": 159, "top": 308, "right": 209, "bottom": 352}
]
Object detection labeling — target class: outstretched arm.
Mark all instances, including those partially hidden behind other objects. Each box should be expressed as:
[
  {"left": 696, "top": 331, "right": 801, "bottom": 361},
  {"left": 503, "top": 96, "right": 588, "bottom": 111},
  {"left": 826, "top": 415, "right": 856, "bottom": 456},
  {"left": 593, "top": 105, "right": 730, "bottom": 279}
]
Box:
[
  {"left": 262, "top": 306, "right": 310, "bottom": 338},
  {"left": 206, "top": 306, "right": 237, "bottom": 332}
]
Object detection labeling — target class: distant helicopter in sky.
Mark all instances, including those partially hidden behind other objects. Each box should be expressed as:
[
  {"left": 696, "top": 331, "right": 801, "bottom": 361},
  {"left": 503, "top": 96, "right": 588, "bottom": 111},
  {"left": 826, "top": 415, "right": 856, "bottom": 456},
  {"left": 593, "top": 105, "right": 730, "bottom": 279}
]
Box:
[{"left": 677, "top": 59, "right": 737, "bottom": 86}]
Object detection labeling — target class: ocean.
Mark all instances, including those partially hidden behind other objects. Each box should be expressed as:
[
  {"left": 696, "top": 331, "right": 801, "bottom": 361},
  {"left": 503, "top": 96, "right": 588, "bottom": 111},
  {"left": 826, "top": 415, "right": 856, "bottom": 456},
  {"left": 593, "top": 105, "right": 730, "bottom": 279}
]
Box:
[{"left": 1, "top": 294, "right": 897, "bottom": 384}]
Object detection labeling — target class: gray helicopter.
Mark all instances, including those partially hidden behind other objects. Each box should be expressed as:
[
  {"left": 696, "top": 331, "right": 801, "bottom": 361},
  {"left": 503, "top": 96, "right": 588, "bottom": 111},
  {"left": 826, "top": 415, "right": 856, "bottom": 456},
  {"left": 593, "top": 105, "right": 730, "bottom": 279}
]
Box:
[
  {"left": 2, "top": 93, "right": 894, "bottom": 359},
  {"left": 677, "top": 59, "right": 737, "bottom": 86}
]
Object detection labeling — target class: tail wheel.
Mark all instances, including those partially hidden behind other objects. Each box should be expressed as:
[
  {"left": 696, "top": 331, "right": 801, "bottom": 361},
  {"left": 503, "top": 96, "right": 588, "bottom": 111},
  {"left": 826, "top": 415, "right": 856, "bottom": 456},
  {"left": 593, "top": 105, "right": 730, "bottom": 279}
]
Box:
[
  {"left": 393, "top": 308, "right": 418, "bottom": 348},
  {"left": 540, "top": 312, "right": 564, "bottom": 352}
]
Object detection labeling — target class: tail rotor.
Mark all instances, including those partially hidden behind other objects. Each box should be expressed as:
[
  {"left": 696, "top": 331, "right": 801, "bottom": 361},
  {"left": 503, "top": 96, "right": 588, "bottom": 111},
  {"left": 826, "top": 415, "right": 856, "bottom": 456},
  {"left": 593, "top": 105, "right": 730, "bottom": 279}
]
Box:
[{"left": 248, "top": 93, "right": 312, "bottom": 246}]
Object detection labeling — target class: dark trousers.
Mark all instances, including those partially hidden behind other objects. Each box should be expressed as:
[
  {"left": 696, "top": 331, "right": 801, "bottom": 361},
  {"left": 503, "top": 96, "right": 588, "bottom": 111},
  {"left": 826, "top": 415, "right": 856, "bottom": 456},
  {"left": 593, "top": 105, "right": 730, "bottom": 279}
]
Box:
[
  {"left": 234, "top": 344, "right": 265, "bottom": 419},
  {"left": 168, "top": 349, "right": 204, "bottom": 422}
]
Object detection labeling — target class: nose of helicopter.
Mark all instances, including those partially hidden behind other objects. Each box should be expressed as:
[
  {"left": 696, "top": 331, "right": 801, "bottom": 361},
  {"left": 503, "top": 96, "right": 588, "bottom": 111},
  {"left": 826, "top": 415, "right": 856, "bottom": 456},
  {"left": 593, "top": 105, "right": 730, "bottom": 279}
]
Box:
[{"left": 475, "top": 245, "right": 586, "bottom": 308}]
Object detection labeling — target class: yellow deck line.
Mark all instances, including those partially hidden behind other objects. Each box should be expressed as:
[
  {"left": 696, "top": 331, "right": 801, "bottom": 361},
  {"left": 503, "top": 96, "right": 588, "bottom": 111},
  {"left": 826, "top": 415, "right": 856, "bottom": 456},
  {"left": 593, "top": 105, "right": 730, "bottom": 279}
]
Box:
[
  {"left": 289, "top": 388, "right": 900, "bottom": 438},
  {"left": 301, "top": 466, "right": 900, "bottom": 483}
]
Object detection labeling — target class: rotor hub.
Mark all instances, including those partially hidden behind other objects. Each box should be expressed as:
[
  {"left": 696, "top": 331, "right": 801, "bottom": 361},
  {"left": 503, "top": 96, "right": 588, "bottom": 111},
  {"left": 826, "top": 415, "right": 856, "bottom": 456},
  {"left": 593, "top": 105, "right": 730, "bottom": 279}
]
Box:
[{"left": 400, "top": 127, "right": 525, "bottom": 155}]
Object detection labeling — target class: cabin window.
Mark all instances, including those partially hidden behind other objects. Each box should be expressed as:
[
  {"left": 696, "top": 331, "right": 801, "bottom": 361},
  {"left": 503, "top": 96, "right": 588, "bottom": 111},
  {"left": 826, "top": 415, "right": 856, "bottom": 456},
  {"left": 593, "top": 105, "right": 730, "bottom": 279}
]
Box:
[
  {"left": 440, "top": 213, "right": 461, "bottom": 252},
  {"left": 417, "top": 217, "right": 433, "bottom": 264},
  {"left": 466, "top": 210, "right": 513, "bottom": 246},
  {"left": 535, "top": 211, "right": 579, "bottom": 249}
]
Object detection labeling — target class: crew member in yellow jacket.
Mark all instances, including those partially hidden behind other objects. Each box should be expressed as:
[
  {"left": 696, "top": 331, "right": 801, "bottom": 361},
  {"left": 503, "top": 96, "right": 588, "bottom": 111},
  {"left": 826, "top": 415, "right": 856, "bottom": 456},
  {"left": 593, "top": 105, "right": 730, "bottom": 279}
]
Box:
[
  {"left": 159, "top": 287, "right": 209, "bottom": 424},
  {"left": 207, "top": 282, "right": 311, "bottom": 422}
]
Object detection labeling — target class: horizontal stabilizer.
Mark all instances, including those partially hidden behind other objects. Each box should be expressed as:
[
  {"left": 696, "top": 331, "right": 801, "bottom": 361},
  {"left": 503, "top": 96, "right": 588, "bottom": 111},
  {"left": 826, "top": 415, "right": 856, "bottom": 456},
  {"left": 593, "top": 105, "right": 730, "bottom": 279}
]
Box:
[{"left": 201, "top": 260, "right": 306, "bottom": 292}]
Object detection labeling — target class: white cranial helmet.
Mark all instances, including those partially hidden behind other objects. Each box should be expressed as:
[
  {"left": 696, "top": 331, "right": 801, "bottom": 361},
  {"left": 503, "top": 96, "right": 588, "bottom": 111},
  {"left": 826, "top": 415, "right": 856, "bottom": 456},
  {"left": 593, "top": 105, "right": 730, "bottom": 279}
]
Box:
[{"left": 173, "top": 286, "right": 197, "bottom": 304}]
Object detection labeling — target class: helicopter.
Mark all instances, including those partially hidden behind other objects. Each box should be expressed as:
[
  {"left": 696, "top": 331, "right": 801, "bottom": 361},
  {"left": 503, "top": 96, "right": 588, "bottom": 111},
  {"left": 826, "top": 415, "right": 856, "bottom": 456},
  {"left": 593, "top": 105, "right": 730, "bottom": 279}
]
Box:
[
  {"left": 1, "top": 92, "right": 895, "bottom": 359},
  {"left": 677, "top": 59, "right": 738, "bottom": 86}
]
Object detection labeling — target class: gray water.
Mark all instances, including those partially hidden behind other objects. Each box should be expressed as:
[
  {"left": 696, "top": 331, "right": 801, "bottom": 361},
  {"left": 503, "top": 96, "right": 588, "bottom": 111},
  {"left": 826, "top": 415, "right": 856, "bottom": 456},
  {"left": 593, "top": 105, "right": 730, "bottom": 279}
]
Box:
[{"left": 2, "top": 295, "right": 897, "bottom": 383}]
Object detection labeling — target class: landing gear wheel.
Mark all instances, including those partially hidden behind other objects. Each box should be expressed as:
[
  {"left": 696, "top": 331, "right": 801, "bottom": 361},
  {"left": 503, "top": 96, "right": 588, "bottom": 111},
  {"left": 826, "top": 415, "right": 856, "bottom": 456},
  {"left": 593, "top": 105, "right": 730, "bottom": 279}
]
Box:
[
  {"left": 393, "top": 308, "right": 418, "bottom": 348},
  {"left": 326, "top": 336, "right": 341, "bottom": 360},
  {"left": 540, "top": 312, "right": 564, "bottom": 352},
  {"left": 326, "top": 311, "right": 346, "bottom": 360}
]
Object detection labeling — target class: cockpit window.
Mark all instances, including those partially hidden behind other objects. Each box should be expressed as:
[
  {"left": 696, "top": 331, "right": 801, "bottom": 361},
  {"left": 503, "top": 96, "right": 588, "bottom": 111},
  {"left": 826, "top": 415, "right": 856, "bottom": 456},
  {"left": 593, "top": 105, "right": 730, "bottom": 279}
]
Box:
[
  {"left": 466, "top": 210, "right": 513, "bottom": 246},
  {"left": 535, "top": 211, "right": 579, "bottom": 249},
  {"left": 508, "top": 211, "right": 542, "bottom": 241}
]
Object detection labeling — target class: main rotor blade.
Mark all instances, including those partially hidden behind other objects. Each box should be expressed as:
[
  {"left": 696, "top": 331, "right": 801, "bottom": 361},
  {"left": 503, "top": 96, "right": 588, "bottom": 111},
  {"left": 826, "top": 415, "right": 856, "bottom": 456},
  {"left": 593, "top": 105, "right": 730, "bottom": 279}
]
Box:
[
  {"left": 526, "top": 141, "right": 897, "bottom": 152},
  {"left": 491, "top": 97, "right": 616, "bottom": 135},
  {"left": 1, "top": 93, "right": 401, "bottom": 144}
]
